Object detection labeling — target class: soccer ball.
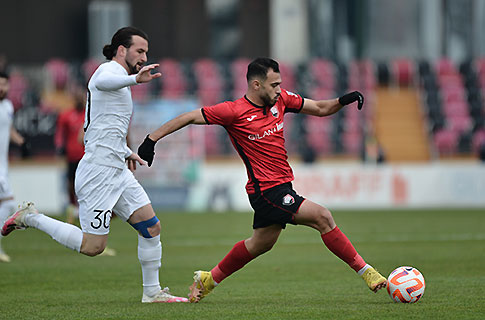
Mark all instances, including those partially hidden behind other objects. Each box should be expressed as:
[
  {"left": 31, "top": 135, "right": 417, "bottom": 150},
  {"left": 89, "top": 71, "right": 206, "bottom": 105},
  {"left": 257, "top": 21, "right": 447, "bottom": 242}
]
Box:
[{"left": 387, "top": 266, "right": 425, "bottom": 303}]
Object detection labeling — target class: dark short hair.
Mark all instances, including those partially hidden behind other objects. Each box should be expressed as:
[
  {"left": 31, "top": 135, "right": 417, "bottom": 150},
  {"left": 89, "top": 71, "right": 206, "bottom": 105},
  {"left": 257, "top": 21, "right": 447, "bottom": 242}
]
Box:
[
  {"left": 102, "top": 26, "right": 149, "bottom": 60},
  {"left": 246, "top": 57, "right": 280, "bottom": 82},
  {"left": 0, "top": 71, "right": 9, "bottom": 80}
]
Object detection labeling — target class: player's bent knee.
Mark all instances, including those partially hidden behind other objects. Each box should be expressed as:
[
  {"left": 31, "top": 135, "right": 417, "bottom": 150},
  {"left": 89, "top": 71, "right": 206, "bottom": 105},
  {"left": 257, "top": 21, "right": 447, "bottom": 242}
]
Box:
[
  {"left": 130, "top": 215, "right": 160, "bottom": 238},
  {"left": 314, "top": 208, "right": 335, "bottom": 231},
  {"left": 81, "top": 242, "right": 106, "bottom": 256}
]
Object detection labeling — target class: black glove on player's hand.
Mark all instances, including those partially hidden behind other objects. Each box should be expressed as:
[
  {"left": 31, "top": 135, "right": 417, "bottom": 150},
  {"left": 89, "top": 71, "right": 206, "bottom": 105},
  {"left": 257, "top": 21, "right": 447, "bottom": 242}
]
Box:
[
  {"left": 137, "top": 135, "right": 156, "bottom": 167},
  {"left": 338, "top": 91, "right": 364, "bottom": 110}
]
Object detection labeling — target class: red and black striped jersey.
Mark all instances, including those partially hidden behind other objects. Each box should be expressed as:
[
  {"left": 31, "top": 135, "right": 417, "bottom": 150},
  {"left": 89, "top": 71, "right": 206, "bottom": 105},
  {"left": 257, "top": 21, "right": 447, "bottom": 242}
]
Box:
[{"left": 202, "top": 89, "right": 304, "bottom": 194}]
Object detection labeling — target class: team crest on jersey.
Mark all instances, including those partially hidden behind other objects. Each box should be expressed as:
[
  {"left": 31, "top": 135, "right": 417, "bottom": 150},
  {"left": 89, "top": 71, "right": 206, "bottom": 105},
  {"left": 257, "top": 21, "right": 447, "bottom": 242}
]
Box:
[
  {"left": 270, "top": 106, "right": 279, "bottom": 118},
  {"left": 282, "top": 194, "right": 295, "bottom": 206}
]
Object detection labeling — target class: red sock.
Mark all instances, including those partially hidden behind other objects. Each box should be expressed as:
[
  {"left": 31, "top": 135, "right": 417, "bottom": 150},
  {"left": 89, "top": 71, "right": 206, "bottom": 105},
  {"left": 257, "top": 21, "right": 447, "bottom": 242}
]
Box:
[
  {"left": 210, "top": 240, "right": 254, "bottom": 283},
  {"left": 321, "top": 226, "right": 366, "bottom": 272}
]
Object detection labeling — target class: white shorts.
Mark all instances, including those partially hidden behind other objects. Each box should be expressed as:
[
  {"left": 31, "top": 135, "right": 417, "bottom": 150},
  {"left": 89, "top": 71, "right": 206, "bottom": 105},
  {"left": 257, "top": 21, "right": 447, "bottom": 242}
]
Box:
[
  {"left": 75, "top": 159, "right": 151, "bottom": 235},
  {"left": 0, "top": 175, "right": 13, "bottom": 200}
]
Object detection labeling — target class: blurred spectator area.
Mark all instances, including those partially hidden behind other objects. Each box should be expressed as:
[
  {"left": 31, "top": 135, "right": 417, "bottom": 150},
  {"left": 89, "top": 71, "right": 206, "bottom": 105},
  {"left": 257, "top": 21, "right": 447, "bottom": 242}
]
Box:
[{"left": 6, "top": 57, "right": 485, "bottom": 162}]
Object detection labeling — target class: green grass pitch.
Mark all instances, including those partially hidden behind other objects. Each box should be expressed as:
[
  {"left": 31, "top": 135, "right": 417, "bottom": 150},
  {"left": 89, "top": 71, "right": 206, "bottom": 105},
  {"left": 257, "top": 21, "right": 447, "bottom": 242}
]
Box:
[{"left": 0, "top": 208, "right": 484, "bottom": 319}]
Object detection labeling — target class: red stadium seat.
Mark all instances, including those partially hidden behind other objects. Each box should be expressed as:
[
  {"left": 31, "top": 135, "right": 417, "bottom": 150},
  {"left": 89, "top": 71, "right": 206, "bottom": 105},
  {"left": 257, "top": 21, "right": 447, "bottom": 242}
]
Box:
[
  {"left": 472, "top": 129, "right": 485, "bottom": 153},
  {"left": 305, "top": 116, "right": 333, "bottom": 154},
  {"left": 447, "top": 115, "right": 472, "bottom": 133},
  {"left": 230, "top": 58, "right": 251, "bottom": 100},
  {"left": 433, "top": 129, "right": 458, "bottom": 154},
  {"left": 193, "top": 58, "right": 224, "bottom": 104},
  {"left": 158, "top": 59, "right": 187, "bottom": 98},
  {"left": 309, "top": 87, "right": 334, "bottom": 100},
  {"left": 343, "top": 115, "right": 363, "bottom": 134},
  {"left": 131, "top": 82, "right": 151, "bottom": 103},
  {"left": 308, "top": 58, "right": 336, "bottom": 90},
  {"left": 391, "top": 58, "right": 415, "bottom": 87},
  {"left": 45, "top": 58, "right": 70, "bottom": 90},
  {"left": 441, "top": 86, "right": 466, "bottom": 104},
  {"left": 204, "top": 125, "right": 223, "bottom": 156},
  {"left": 474, "top": 58, "right": 485, "bottom": 77},
  {"left": 6, "top": 71, "right": 28, "bottom": 110},
  {"left": 278, "top": 62, "right": 296, "bottom": 92},
  {"left": 442, "top": 101, "right": 469, "bottom": 117},
  {"left": 82, "top": 58, "right": 101, "bottom": 83},
  {"left": 435, "top": 58, "right": 457, "bottom": 76}
]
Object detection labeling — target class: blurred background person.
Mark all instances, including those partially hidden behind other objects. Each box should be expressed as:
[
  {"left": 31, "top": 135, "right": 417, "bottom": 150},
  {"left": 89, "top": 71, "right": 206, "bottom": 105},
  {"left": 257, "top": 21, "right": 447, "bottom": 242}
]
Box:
[
  {"left": 55, "top": 86, "right": 85, "bottom": 224},
  {"left": 0, "top": 71, "right": 25, "bottom": 262},
  {"left": 54, "top": 84, "right": 117, "bottom": 257}
]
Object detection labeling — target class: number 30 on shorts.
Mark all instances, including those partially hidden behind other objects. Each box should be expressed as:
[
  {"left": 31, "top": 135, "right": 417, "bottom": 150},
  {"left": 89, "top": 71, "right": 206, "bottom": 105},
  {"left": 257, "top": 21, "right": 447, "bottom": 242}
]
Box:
[{"left": 90, "top": 209, "right": 112, "bottom": 229}]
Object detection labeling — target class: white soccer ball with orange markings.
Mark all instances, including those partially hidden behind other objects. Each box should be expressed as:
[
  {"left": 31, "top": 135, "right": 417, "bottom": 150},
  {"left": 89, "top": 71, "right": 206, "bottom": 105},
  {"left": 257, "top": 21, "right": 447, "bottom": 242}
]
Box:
[{"left": 387, "top": 266, "right": 425, "bottom": 303}]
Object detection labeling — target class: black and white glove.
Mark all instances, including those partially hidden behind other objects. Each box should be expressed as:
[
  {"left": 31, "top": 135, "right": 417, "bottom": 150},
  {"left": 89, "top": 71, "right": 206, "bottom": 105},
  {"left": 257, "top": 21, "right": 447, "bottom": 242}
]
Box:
[
  {"left": 137, "top": 135, "right": 156, "bottom": 167},
  {"left": 338, "top": 91, "right": 364, "bottom": 110}
]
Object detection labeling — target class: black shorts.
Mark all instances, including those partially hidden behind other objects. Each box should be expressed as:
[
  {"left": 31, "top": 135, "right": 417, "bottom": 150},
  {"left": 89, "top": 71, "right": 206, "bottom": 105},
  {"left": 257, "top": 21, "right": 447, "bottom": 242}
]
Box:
[
  {"left": 67, "top": 160, "right": 80, "bottom": 182},
  {"left": 248, "top": 182, "right": 305, "bottom": 229}
]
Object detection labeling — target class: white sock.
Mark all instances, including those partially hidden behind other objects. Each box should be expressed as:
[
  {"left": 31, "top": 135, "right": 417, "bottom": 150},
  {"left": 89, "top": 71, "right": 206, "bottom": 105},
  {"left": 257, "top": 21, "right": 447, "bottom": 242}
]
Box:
[
  {"left": 0, "top": 199, "right": 16, "bottom": 226},
  {"left": 138, "top": 234, "right": 162, "bottom": 297},
  {"left": 358, "top": 264, "right": 372, "bottom": 276},
  {"left": 25, "top": 213, "right": 82, "bottom": 252},
  {"left": 0, "top": 200, "right": 16, "bottom": 254}
]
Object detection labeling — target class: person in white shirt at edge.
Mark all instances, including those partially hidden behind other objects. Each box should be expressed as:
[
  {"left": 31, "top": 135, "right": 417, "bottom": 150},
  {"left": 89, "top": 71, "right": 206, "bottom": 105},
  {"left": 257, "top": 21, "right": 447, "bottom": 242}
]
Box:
[
  {"left": 0, "top": 71, "right": 26, "bottom": 263},
  {"left": 1, "top": 27, "right": 188, "bottom": 303}
]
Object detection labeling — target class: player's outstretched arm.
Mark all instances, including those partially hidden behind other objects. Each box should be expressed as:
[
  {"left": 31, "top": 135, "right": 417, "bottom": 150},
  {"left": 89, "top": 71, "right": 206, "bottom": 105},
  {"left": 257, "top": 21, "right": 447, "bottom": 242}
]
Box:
[
  {"left": 95, "top": 64, "right": 161, "bottom": 91},
  {"left": 301, "top": 91, "right": 364, "bottom": 117},
  {"left": 137, "top": 108, "right": 206, "bottom": 166},
  {"left": 136, "top": 64, "right": 161, "bottom": 84}
]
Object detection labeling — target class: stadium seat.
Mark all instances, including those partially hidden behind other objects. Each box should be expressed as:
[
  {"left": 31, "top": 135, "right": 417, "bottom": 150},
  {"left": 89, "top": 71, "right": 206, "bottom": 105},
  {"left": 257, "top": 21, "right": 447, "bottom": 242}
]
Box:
[
  {"left": 278, "top": 62, "right": 296, "bottom": 92},
  {"left": 158, "top": 58, "right": 187, "bottom": 99},
  {"left": 435, "top": 58, "right": 457, "bottom": 76},
  {"left": 342, "top": 131, "right": 363, "bottom": 155},
  {"left": 6, "top": 70, "right": 28, "bottom": 110},
  {"left": 131, "top": 82, "right": 151, "bottom": 103},
  {"left": 304, "top": 115, "right": 333, "bottom": 155},
  {"left": 474, "top": 57, "right": 485, "bottom": 77},
  {"left": 82, "top": 58, "right": 101, "bottom": 83},
  {"left": 309, "top": 87, "right": 334, "bottom": 100},
  {"left": 472, "top": 129, "right": 485, "bottom": 153},
  {"left": 308, "top": 58, "right": 336, "bottom": 90},
  {"left": 442, "top": 101, "right": 469, "bottom": 117},
  {"left": 193, "top": 58, "right": 224, "bottom": 105},
  {"left": 433, "top": 129, "right": 458, "bottom": 154},
  {"left": 447, "top": 115, "right": 472, "bottom": 133},
  {"left": 230, "top": 58, "right": 251, "bottom": 100},
  {"left": 45, "top": 58, "right": 70, "bottom": 90},
  {"left": 377, "top": 61, "right": 390, "bottom": 86},
  {"left": 441, "top": 86, "right": 466, "bottom": 104},
  {"left": 391, "top": 58, "right": 415, "bottom": 87},
  {"left": 204, "top": 125, "right": 223, "bottom": 156}
]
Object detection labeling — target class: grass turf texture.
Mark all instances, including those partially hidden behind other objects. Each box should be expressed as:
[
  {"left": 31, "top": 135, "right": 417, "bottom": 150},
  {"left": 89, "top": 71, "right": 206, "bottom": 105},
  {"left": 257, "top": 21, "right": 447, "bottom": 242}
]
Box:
[{"left": 0, "top": 209, "right": 484, "bottom": 320}]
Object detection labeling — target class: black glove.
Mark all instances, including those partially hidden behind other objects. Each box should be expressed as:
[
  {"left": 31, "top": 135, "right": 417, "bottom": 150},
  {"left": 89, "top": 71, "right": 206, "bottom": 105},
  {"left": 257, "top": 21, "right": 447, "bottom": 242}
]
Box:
[
  {"left": 137, "top": 135, "right": 156, "bottom": 167},
  {"left": 338, "top": 91, "right": 364, "bottom": 110}
]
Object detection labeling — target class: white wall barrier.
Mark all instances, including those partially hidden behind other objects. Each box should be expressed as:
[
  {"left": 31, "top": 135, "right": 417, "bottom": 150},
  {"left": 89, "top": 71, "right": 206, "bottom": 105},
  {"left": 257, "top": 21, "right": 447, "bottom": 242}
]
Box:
[
  {"left": 187, "top": 163, "right": 485, "bottom": 211},
  {"left": 9, "top": 164, "right": 65, "bottom": 214},
  {"left": 8, "top": 162, "right": 485, "bottom": 214}
]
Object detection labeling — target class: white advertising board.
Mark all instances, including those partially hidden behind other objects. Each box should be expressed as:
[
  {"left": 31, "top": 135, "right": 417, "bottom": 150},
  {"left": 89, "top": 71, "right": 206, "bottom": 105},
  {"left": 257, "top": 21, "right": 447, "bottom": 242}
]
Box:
[{"left": 187, "top": 163, "right": 485, "bottom": 211}]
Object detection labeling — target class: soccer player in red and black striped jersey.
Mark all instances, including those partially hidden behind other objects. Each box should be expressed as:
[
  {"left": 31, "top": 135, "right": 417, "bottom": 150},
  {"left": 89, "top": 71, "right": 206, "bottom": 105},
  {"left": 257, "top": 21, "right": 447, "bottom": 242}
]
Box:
[{"left": 138, "top": 57, "right": 387, "bottom": 302}]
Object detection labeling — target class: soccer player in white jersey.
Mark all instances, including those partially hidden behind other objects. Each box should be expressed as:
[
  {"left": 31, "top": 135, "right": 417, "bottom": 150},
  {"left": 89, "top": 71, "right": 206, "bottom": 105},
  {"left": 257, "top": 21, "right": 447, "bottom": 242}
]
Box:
[
  {"left": 1, "top": 27, "right": 188, "bottom": 303},
  {"left": 0, "top": 71, "right": 26, "bottom": 263}
]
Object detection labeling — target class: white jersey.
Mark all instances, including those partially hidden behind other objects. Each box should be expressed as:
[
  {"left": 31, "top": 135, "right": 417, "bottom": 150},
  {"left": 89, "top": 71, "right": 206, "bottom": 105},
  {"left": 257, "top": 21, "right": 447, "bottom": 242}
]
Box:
[
  {"left": 0, "top": 98, "right": 14, "bottom": 178},
  {"left": 82, "top": 60, "right": 138, "bottom": 169}
]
